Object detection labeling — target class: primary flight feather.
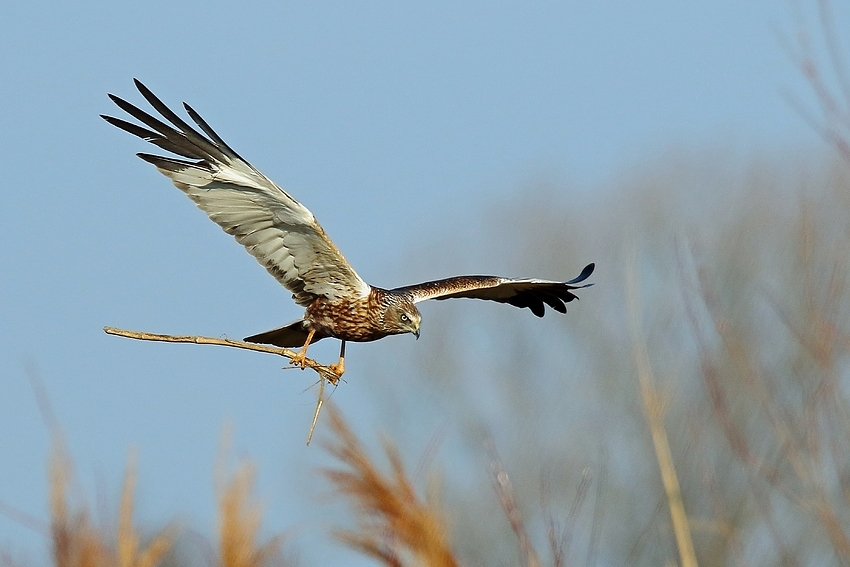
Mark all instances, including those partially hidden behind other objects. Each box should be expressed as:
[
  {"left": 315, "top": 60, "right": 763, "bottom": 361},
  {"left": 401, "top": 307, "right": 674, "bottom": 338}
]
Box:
[{"left": 103, "top": 80, "right": 594, "bottom": 376}]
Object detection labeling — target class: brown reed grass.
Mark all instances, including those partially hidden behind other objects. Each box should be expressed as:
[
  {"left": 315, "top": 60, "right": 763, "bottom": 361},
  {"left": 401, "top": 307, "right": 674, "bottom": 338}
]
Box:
[
  {"left": 49, "top": 444, "right": 172, "bottom": 567},
  {"left": 216, "top": 463, "right": 282, "bottom": 567},
  {"left": 321, "top": 405, "right": 459, "bottom": 567}
]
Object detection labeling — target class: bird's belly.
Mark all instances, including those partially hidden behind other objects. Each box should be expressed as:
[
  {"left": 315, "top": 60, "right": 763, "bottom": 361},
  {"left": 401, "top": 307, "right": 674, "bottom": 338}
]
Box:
[
  {"left": 305, "top": 299, "right": 386, "bottom": 342},
  {"left": 333, "top": 326, "right": 389, "bottom": 342}
]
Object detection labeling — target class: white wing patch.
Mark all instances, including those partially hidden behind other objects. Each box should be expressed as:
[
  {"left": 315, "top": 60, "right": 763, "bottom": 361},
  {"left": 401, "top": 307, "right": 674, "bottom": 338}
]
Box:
[{"left": 103, "top": 80, "right": 370, "bottom": 306}]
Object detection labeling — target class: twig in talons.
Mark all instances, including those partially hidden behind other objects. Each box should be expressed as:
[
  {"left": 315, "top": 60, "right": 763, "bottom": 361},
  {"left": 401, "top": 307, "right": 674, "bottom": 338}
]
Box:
[
  {"left": 307, "top": 378, "right": 325, "bottom": 446},
  {"left": 103, "top": 326, "right": 341, "bottom": 385},
  {"left": 102, "top": 326, "right": 342, "bottom": 445}
]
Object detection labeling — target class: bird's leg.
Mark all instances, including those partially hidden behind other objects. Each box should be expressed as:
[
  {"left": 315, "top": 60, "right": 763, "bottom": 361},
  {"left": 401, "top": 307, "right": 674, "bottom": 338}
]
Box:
[
  {"left": 289, "top": 328, "right": 316, "bottom": 369},
  {"left": 328, "top": 340, "right": 346, "bottom": 377}
]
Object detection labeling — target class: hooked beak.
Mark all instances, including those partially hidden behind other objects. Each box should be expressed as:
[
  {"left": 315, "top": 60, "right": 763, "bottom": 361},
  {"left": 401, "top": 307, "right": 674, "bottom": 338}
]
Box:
[{"left": 413, "top": 326, "right": 420, "bottom": 340}]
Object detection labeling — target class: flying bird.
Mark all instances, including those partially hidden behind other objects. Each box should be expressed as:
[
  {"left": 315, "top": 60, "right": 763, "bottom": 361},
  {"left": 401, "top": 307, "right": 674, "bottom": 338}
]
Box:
[{"left": 103, "top": 80, "right": 594, "bottom": 377}]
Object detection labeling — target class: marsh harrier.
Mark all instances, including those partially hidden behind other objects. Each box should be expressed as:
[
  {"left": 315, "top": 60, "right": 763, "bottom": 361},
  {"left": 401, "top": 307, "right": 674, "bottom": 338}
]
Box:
[{"left": 103, "top": 80, "right": 594, "bottom": 376}]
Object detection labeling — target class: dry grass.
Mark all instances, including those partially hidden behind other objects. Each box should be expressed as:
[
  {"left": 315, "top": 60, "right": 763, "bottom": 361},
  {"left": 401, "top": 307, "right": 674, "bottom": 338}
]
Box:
[
  {"left": 627, "top": 250, "right": 698, "bottom": 567},
  {"left": 49, "top": 443, "right": 173, "bottom": 567},
  {"left": 485, "top": 440, "right": 543, "bottom": 567},
  {"left": 321, "top": 405, "right": 459, "bottom": 567},
  {"left": 216, "top": 463, "right": 282, "bottom": 567},
  {"left": 31, "top": 408, "right": 543, "bottom": 567},
  {"left": 42, "top": 439, "right": 282, "bottom": 567}
]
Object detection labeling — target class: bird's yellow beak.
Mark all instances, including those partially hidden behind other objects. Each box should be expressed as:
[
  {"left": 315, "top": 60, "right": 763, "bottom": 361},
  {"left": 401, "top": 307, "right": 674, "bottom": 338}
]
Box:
[{"left": 413, "top": 323, "right": 420, "bottom": 340}]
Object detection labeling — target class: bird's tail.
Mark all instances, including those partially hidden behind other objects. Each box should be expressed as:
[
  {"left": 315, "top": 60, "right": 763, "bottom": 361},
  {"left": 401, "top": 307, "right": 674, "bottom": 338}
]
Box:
[{"left": 244, "top": 320, "right": 325, "bottom": 348}]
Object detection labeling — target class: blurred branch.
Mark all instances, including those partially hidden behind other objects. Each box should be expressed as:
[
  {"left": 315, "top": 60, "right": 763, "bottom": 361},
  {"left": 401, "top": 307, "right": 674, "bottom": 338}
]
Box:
[
  {"left": 677, "top": 242, "right": 799, "bottom": 559},
  {"left": 485, "top": 440, "right": 541, "bottom": 567},
  {"left": 586, "top": 450, "right": 607, "bottom": 567},
  {"left": 627, "top": 250, "right": 699, "bottom": 567},
  {"left": 541, "top": 467, "right": 592, "bottom": 567},
  {"left": 817, "top": 0, "right": 850, "bottom": 107},
  {"left": 104, "top": 326, "right": 338, "bottom": 444},
  {"left": 564, "top": 468, "right": 593, "bottom": 558},
  {"left": 0, "top": 500, "right": 49, "bottom": 536},
  {"left": 780, "top": 0, "right": 850, "bottom": 163}
]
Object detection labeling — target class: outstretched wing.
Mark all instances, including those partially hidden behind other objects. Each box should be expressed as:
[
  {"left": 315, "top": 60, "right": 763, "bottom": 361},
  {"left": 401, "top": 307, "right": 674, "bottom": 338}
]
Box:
[
  {"left": 102, "top": 79, "right": 369, "bottom": 306},
  {"left": 393, "top": 263, "right": 594, "bottom": 317}
]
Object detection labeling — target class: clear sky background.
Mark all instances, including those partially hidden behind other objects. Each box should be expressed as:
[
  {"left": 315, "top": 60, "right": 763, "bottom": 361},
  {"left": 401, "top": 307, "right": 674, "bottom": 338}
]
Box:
[{"left": 1, "top": 1, "right": 847, "bottom": 565}]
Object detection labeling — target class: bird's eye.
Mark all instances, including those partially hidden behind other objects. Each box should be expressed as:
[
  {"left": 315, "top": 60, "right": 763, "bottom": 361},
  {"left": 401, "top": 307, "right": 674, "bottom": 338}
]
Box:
[{"left": 400, "top": 314, "right": 410, "bottom": 322}]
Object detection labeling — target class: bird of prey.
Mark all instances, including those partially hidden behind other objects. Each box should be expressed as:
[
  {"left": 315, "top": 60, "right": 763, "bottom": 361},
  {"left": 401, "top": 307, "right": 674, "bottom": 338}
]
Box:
[{"left": 103, "top": 80, "right": 594, "bottom": 377}]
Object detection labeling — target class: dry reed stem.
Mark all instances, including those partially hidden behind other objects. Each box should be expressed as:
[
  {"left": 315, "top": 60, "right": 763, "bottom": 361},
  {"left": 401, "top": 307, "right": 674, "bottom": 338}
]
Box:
[
  {"left": 677, "top": 242, "right": 800, "bottom": 558},
  {"left": 50, "top": 444, "right": 173, "bottom": 567},
  {"left": 540, "top": 468, "right": 591, "bottom": 567},
  {"left": 585, "top": 452, "right": 606, "bottom": 567},
  {"left": 0, "top": 499, "right": 49, "bottom": 536},
  {"left": 780, "top": 0, "right": 850, "bottom": 163},
  {"left": 117, "top": 455, "right": 174, "bottom": 567},
  {"left": 563, "top": 468, "right": 592, "bottom": 565},
  {"left": 696, "top": 276, "right": 812, "bottom": 500},
  {"left": 626, "top": 251, "right": 699, "bottom": 567},
  {"left": 104, "top": 326, "right": 337, "bottom": 444},
  {"left": 322, "top": 405, "right": 458, "bottom": 567},
  {"left": 217, "top": 463, "right": 282, "bottom": 567},
  {"left": 50, "top": 444, "right": 109, "bottom": 567},
  {"left": 485, "top": 440, "right": 541, "bottom": 567},
  {"left": 687, "top": 230, "right": 850, "bottom": 559}
]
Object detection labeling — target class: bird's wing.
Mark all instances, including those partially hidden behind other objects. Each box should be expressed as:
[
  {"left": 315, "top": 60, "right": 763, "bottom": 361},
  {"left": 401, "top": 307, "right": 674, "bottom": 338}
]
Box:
[
  {"left": 394, "top": 263, "right": 594, "bottom": 317},
  {"left": 102, "top": 79, "right": 369, "bottom": 306}
]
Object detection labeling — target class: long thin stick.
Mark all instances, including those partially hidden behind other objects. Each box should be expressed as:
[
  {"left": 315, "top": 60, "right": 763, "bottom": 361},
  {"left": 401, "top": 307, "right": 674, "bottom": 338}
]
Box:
[
  {"left": 307, "top": 377, "right": 325, "bottom": 446},
  {"left": 103, "top": 326, "right": 338, "bottom": 444}
]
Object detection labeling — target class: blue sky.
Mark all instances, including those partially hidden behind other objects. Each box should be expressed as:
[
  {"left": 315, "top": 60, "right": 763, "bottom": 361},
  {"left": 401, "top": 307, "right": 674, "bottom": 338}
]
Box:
[{"left": 0, "top": 1, "right": 846, "bottom": 564}]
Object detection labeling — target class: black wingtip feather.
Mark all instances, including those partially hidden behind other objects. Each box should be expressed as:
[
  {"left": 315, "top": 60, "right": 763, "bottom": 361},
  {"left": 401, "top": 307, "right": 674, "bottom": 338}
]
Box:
[
  {"left": 105, "top": 80, "right": 240, "bottom": 168},
  {"left": 507, "top": 295, "right": 546, "bottom": 317},
  {"left": 135, "top": 153, "right": 202, "bottom": 172},
  {"left": 566, "top": 263, "right": 595, "bottom": 286},
  {"left": 104, "top": 112, "right": 211, "bottom": 161},
  {"left": 183, "top": 102, "right": 244, "bottom": 161},
  {"left": 540, "top": 293, "right": 568, "bottom": 313},
  {"left": 101, "top": 114, "right": 159, "bottom": 141},
  {"left": 133, "top": 80, "right": 229, "bottom": 161},
  {"left": 552, "top": 286, "right": 582, "bottom": 303}
]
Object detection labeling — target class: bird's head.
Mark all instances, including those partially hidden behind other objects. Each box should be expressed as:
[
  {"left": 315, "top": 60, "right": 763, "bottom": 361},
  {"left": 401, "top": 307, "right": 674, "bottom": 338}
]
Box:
[{"left": 382, "top": 295, "right": 422, "bottom": 339}]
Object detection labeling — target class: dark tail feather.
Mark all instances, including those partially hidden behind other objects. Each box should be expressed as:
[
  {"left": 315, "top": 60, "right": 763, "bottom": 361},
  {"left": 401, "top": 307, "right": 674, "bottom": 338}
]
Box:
[{"left": 244, "top": 320, "right": 326, "bottom": 348}]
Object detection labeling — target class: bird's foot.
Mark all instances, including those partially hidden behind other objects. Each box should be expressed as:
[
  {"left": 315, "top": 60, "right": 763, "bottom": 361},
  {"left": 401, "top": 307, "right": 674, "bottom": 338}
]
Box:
[
  {"left": 289, "top": 351, "right": 309, "bottom": 369},
  {"left": 288, "top": 329, "right": 316, "bottom": 369},
  {"left": 328, "top": 359, "right": 345, "bottom": 378}
]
